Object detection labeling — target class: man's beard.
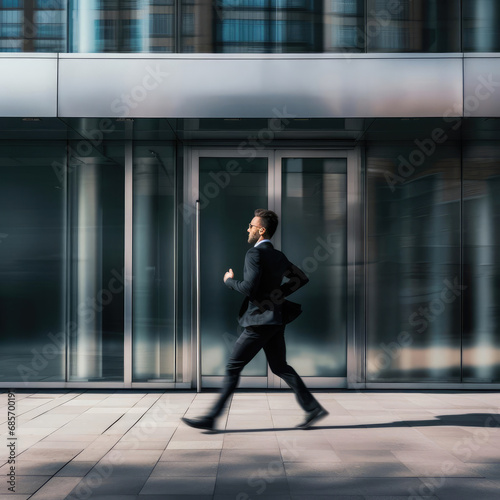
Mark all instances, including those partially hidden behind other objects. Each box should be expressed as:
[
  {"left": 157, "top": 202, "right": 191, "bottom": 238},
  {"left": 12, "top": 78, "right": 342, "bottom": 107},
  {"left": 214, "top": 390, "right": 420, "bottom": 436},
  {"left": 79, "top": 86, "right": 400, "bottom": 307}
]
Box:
[{"left": 248, "top": 233, "right": 259, "bottom": 245}]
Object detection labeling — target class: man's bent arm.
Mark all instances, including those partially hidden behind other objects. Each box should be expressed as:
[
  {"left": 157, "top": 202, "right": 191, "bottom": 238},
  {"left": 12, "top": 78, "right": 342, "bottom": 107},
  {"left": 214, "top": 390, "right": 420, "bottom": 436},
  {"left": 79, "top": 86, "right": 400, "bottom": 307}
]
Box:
[
  {"left": 280, "top": 264, "right": 309, "bottom": 297},
  {"left": 224, "top": 248, "right": 261, "bottom": 297}
]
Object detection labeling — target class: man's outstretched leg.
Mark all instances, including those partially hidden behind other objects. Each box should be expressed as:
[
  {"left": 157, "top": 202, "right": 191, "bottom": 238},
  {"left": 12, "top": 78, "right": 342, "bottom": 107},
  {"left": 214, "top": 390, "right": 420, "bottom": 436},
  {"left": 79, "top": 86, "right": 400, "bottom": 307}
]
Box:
[{"left": 263, "top": 326, "right": 329, "bottom": 429}]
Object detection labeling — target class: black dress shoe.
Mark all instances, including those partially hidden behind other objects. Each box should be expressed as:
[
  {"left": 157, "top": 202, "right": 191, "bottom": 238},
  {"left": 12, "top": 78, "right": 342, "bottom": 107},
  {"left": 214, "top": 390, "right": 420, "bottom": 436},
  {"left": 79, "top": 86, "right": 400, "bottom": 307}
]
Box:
[
  {"left": 181, "top": 416, "right": 216, "bottom": 431},
  {"left": 296, "top": 406, "right": 329, "bottom": 429}
]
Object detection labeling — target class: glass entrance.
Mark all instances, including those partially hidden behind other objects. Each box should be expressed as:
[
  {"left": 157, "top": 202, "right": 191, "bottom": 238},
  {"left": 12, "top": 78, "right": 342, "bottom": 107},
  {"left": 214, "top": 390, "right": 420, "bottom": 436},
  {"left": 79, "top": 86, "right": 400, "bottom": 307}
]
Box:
[
  {"left": 194, "top": 149, "right": 350, "bottom": 389},
  {"left": 280, "top": 155, "right": 347, "bottom": 383},
  {"left": 199, "top": 154, "right": 270, "bottom": 387}
]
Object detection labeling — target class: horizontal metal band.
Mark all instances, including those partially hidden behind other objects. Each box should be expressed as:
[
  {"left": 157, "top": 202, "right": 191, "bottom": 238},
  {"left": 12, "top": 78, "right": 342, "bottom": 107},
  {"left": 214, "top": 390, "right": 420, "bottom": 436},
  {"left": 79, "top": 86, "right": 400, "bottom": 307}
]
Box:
[
  {"left": 1, "top": 54, "right": 498, "bottom": 118},
  {"left": 57, "top": 56, "right": 463, "bottom": 118},
  {"left": 464, "top": 56, "right": 500, "bottom": 117},
  {"left": 0, "top": 56, "right": 58, "bottom": 117}
]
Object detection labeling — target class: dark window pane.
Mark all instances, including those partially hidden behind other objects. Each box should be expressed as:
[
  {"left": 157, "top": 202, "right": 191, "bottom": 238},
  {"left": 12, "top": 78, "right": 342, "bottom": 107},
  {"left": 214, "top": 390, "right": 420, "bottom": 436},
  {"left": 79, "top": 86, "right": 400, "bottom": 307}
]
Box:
[
  {"left": 282, "top": 158, "right": 348, "bottom": 377},
  {"left": 0, "top": 142, "right": 67, "bottom": 382},
  {"left": 463, "top": 141, "right": 500, "bottom": 382},
  {"left": 367, "top": 0, "right": 460, "bottom": 53},
  {"left": 184, "top": 0, "right": 324, "bottom": 53},
  {"left": 199, "top": 157, "right": 268, "bottom": 376},
  {"left": 366, "top": 140, "right": 461, "bottom": 381},
  {"left": 463, "top": 0, "right": 500, "bottom": 52},
  {"left": 36, "top": 0, "right": 64, "bottom": 7},
  {"left": 67, "top": 142, "right": 125, "bottom": 382},
  {"left": 1, "top": 0, "right": 23, "bottom": 7},
  {"left": 151, "top": 13, "right": 173, "bottom": 36},
  {"left": 132, "top": 144, "right": 177, "bottom": 382}
]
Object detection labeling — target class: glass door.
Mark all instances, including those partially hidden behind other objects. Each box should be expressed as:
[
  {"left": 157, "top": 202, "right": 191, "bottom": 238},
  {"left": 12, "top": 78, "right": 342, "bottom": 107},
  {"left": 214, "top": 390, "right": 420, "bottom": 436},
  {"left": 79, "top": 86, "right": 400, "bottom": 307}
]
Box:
[
  {"left": 193, "top": 149, "right": 352, "bottom": 389},
  {"left": 277, "top": 151, "right": 349, "bottom": 388},
  {"left": 194, "top": 150, "right": 274, "bottom": 388}
]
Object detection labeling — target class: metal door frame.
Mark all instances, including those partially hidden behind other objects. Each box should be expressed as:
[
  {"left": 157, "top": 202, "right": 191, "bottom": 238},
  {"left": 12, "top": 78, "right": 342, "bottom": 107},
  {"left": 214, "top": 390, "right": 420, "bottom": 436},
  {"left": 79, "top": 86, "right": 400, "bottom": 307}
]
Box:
[
  {"left": 189, "top": 148, "right": 275, "bottom": 390},
  {"left": 274, "top": 149, "right": 359, "bottom": 389},
  {"left": 188, "top": 146, "right": 362, "bottom": 391}
]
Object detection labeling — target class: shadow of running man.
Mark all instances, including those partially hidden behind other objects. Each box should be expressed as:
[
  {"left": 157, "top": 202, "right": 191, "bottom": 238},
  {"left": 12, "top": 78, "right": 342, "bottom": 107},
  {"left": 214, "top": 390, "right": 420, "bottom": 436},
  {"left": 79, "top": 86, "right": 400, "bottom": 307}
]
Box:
[{"left": 214, "top": 412, "right": 500, "bottom": 433}]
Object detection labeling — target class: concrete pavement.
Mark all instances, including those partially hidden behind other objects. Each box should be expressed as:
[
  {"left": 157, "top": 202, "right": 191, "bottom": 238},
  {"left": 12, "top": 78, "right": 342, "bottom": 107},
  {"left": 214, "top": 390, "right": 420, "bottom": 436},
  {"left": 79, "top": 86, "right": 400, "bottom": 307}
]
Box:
[{"left": 1, "top": 389, "right": 500, "bottom": 499}]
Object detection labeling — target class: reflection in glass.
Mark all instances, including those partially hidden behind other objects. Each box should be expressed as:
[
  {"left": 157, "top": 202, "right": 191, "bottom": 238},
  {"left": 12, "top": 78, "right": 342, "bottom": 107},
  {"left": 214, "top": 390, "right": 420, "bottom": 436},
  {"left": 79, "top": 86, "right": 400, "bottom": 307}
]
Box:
[
  {"left": 183, "top": 0, "right": 324, "bottom": 53},
  {"left": 215, "top": 1, "right": 322, "bottom": 53},
  {"left": 282, "top": 158, "right": 347, "bottom": 377},
  {"left": 2, "top": 0, "right": 490, "bottom": 54},
  {"left": 0, "top": 142, "right": 67, "bottom": 382},
  {"left": 0, "top": 0, "right": 66, "bottom": 52},
  {"left": 200, "top": 157, "right": 267, "bottom": 376},
  {"left": 68, "top": 143, "right": 124, "bottom": 381},
  {"left": 366, "top": 144, "right": 461, "bottom": 381},
  {"left": 180, "top": 0, "right": 212, "bottom": 53},
  {"left": 70, "top": 0, "right": 175, "bottom": 53},
  {"left": 463, "top": 0, "right": 500, "bottom": 52},
  {"left": 324, "top": 0, "right": 364, "bottom": 53},
  {"left": 366, "top": 0, "right": 460, "bottom": 52},
  {"left": 133, "top": 145, "right": 176, "bottom": 382},
  {"left": 181, "top": 0, "right": 365, "bottom": 54},
  {"left": 463, "top": 143, "right": 500, "bottom": 382}
]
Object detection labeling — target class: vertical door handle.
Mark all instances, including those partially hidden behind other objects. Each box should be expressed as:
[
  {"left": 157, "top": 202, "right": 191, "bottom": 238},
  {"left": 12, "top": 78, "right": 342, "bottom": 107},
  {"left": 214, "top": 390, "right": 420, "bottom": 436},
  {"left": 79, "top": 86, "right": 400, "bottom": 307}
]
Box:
[{"left": 195, "top": 200, "right": 202, "bottom": 393}]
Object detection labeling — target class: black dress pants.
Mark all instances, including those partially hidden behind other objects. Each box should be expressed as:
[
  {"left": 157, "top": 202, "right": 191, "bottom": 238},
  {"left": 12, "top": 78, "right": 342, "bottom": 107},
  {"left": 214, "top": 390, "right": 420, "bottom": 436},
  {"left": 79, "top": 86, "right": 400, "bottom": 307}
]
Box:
[{"left": 206, "top": 324, "right": 320, "bottom": 419}]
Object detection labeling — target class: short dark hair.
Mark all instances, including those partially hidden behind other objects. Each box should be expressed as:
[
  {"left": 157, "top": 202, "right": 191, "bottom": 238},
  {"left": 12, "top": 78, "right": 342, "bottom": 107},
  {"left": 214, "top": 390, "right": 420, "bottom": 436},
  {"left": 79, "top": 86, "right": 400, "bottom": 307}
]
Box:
[{"left": 254, "top": 209, "right": 278, "bottom": 238}]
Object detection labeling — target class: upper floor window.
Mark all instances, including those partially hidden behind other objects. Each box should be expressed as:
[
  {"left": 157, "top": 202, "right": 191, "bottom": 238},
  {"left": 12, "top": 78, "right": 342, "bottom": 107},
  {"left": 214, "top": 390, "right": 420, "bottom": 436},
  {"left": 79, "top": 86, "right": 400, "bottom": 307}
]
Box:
[
  {"left": 366, "top": 0, "right": 460, "bottom": 53},
  {"left": 0, "top": 0, "right": 498, "bottom": 53},
  {"left": 463, "top": 0, "right": 500, "bottom": 52},
  {"left": 0, "top": 0, "right": 66, "bottom": 52}
]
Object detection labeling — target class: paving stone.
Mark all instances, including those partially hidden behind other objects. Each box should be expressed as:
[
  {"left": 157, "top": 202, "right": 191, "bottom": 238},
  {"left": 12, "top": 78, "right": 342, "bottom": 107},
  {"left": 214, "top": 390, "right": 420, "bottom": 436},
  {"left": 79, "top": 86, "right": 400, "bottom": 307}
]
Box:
[
  {"left": 291, "top": 496, "right": 364, "bottom": 500},
  {"left": 287, "top": 477, "right": 426, "bottom": 496},
  {"left": 0, "top": 495, "right": 31, "bottom": 500},
  {"left": 28, "top": 477, "right": 81, "bottom": 500},
  {"left": 166, "top": 440, "right": 223, "bottom": 450},
  {"left": 67, "top": 474, "right": 149, "bottom": 497},
  {"left": 283, "top": 461, "right": 349, "bottom": 477},
  {"left": 416, "top": 477, "right": 500, "bottom": 500},
  {"left": 0, "top": 460, "right": 67, "bottom": 476},
  {"left": 150, "top": 460, "right": 218, "bottom": 477},
  {"left": 215, "top": 496, "right": 291, "bottom": 500},
  {"left": 214, "top": 476, "right": 290, "bottom": 496},
  {"left": 159, "top": 449, "right": 221, "bottom": 462},
  {"left": 220, "top": 448, "right": 282, "bottom": 463},
  {"left": 0, "top": 475, "right": 51, "bottom": 495},
  {"left": 140, "top": 476, "right": 216, "bottom": 495},
  {"left": 55, "top": 461, "right": 96, "bottom": 477},
  {"left": 217, "top": 460, "right": 286, "bottom": 478}
]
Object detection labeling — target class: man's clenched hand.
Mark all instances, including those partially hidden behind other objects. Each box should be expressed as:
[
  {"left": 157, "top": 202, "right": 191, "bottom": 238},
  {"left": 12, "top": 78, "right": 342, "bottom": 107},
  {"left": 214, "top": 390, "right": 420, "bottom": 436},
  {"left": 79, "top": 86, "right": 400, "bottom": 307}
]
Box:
[{"left": 223, "top": 268, "right": 234, "bottom": 283}]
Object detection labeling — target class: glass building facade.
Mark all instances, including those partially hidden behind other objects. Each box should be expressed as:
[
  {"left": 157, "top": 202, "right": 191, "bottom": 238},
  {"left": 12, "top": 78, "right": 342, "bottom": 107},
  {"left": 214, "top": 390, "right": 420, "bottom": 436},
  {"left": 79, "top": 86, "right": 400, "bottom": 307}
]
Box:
[
  {"left": 1, "top": 0, "right": 500, "bottom": 54},
  {"left": 1, "top": 2, "right": 500, "bottom": 389}
]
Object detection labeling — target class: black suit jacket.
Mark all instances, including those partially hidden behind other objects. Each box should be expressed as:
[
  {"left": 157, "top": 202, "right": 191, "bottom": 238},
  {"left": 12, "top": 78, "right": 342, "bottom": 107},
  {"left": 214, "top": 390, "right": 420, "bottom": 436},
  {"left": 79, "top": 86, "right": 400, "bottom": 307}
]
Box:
[{"left": 224, "top": 241, "right": 309, "bottom": 327}]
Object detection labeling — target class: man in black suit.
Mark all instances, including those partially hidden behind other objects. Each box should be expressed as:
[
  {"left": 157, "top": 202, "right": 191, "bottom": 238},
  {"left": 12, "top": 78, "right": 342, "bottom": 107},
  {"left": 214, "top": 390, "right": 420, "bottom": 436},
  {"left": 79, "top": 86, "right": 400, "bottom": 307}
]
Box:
[{"left": 182, "top": 209, "right": 328, "bottom": 431}]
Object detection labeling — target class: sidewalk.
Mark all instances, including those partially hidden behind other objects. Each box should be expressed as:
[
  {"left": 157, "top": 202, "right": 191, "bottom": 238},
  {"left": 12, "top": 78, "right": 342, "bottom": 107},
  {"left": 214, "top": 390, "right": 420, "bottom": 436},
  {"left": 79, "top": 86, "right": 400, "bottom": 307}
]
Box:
[{"left": 1, "top": 389, "right": 500, "bottom": 499}]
